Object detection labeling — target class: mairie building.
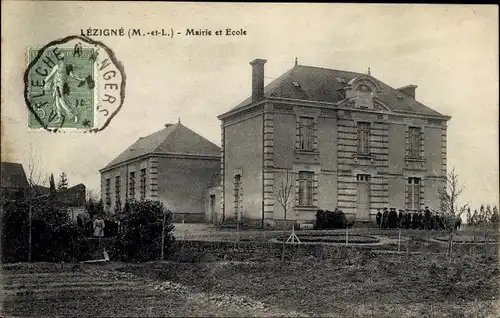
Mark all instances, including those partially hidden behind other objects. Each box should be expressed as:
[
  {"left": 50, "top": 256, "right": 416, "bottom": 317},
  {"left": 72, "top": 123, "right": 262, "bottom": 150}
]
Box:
[{"left": 217, "top": 58, "right": 450, "bottom": 226}]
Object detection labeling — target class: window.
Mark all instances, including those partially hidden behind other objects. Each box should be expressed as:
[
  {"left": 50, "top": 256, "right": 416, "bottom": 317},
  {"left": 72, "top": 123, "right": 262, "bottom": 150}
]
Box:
[
  {"left": 298, "top": 171, "right": 314, "bottom": 206},
  {"left": 407, "top": 177, "right": 421, "bottom": 211},
  {"left": 357, "top": 122, "right": 370, "bottom": 155},
  {"left": 355, "top": 84, "right": 373, "bottom": 109},
  {"left": 299, "top": 117, "right": 314, "bottom": 150},
  {"left": 234, "top": 174, "right": 242, "bottom": 218},
  {"left": 115, "top": 176, "right": 121, "bottom": 205},
  {"left": 139, "top": 168, "right": 146, "bottom": 200},
  {"left": 356, "top": 174, "right": 371, "bottom": 182},
  {"left": 105, "top": 178, "right": 111, "bottom": 206},
  {"left": 128, "top": 171, "right": 135, "bottom": 200},
  {"left": 408, "top": 127, "right": 421, "bottom": 159}
]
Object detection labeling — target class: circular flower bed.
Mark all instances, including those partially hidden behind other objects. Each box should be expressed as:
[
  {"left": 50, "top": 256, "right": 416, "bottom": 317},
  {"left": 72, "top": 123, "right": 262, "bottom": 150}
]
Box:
[
  {"left": 276, "top": 233, "right": 380, "bottom": 244},
  {"left": 435, "top": 235, "right": 499, "bottom": 244}
]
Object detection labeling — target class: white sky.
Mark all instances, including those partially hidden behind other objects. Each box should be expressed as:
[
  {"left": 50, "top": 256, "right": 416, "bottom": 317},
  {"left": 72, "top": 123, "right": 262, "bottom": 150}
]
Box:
[{"left": 1, "top": 3, "right": 498, "bottom": 209}]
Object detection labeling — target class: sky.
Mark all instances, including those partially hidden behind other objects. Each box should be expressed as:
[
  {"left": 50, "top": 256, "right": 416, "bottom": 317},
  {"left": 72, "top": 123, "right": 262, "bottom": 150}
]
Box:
[{"left": 2, "top": 3, "right": 498, "bottom": 209}]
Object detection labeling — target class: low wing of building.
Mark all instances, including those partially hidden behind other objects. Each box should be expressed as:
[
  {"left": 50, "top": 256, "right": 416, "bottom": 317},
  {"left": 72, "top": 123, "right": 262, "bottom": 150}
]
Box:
[
  {"left": 218, "top": 59, "right": 450, "bottom": 226},
  {"left": 100, "top": 122, "right": 221, "bottom": 222}
]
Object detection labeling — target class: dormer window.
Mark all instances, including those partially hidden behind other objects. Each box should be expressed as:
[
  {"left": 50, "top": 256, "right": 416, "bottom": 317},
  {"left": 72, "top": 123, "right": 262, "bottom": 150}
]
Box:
[{"left": 355, "top": 82, "right": 374, "bottom": 109}]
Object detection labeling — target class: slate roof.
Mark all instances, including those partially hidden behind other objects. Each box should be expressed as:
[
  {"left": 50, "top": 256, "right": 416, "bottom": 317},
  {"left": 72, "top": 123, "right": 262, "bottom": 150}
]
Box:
[
  {"left": 102, "top": 123, "right": 221, "bottom": 170},
  {"left": 1, "top": 162, "right": 29, "bottom": 189},
  {"left": 225, "top": 65, "right": 447, "bottom": 118}
]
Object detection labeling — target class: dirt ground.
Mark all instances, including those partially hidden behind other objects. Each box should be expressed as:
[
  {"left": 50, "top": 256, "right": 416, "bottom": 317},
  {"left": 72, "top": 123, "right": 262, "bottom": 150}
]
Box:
[{"left": 2, "top": 250, "right": 499, "bottom": 317}]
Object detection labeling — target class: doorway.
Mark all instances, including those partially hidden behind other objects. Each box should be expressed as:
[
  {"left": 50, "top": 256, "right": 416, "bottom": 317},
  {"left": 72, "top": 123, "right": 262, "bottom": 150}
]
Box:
[
  {"left": 209, "top": 194, "right": 216, "bottom": 224},
  {"left": 356, "top": 174, "right": 371, "bottom": 220}
]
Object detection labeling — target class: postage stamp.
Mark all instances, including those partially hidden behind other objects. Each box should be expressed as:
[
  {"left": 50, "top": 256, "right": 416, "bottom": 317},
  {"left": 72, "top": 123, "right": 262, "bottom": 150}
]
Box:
[{"left": 24, "top": 35, "right": 126, "bottom": 132}]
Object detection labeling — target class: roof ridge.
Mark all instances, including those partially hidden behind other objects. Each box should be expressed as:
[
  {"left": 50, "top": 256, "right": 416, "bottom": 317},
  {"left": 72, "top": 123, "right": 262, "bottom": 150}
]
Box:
[
  {"left": 296, "top": 64, "right": 365, "bottom": 76},
  {"left": 151, "top": 122, "right": 183, "bottom": 153}
]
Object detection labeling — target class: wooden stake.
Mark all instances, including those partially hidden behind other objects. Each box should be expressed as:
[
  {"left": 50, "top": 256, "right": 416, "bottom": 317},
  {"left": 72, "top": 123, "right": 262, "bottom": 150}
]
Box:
[
  {"left": 398, "top": 227, "right": 401, "bottom": 252},
  {"left": 236, "top": 220, "right": 240, "bottom": 249},
  {"left": 161, "top": 210, "right": 166, "bottom": 261},
  {"left": 345, "top": 227, "right": 349, "bottom": 246},
  {"left": 285, "top": 225, "right": 300, "bottom": 244},
  {"left": 28, "top": 204, "right": 32, "bottom": 262}
]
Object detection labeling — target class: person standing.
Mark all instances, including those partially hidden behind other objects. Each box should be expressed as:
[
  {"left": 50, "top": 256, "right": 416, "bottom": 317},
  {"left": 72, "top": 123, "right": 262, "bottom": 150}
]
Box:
[
  {"left": 424, "top": 206, "right": 432, "bottom": 230},
  {"left": 93, "top": 215, "right": 105, "bottom": 237},
  {"left": 398, "top": 209, "right": 404, "bottom": 228},
  {"left": 388, "top": 208, "right": 398, "bottom": 229},
  {"left": 376, "top": 209, "right": 382, "bottom": 229},
  {"left": 382, "top": 208, "right": 389, "bottom": 230},
  {"left": 405, "top": 210, "right": 412, "bottom": 229},
  {"left": 418, "top": 210, "right": 425, "bottom": 230}
]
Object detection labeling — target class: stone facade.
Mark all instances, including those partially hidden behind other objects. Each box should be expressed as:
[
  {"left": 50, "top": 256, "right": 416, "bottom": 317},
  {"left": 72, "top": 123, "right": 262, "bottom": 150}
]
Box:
[{"left": 218, "top": 59, "right": 450, "bottom": 223}]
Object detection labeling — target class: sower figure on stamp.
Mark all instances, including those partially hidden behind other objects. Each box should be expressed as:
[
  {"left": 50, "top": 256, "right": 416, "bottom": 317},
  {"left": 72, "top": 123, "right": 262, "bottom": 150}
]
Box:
[{"left": 43, "top": 55, "right": 94, "bottom": 124}]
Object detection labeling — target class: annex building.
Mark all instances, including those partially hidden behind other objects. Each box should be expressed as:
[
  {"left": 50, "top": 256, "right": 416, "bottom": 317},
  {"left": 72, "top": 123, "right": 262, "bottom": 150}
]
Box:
[{"left": 99, "top": 122, "right": 221, "bottom": 222}]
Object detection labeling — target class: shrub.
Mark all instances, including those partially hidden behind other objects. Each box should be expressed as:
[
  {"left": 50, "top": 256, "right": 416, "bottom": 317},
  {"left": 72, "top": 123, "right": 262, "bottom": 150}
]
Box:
[
  {"left": 112, "top": 200, "right": 175, "bottom": 262},
  {"left": 315, "top": 209, "right": 347, "bottom": 229},
  {"left": 1, "top": 199, "right": 91, "bottom": 263}
]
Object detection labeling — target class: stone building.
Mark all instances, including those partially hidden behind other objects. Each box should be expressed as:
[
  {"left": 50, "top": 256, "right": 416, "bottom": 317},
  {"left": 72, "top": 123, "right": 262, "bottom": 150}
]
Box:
[
  {"left": 0, "top": 162, "right": 29, "bottom": 205},
  {"left": 217, "top": 59, "right": 450, "bottom": 225},
  {"left": 99, "top": 122, "right": 221, "bottom": 222}
]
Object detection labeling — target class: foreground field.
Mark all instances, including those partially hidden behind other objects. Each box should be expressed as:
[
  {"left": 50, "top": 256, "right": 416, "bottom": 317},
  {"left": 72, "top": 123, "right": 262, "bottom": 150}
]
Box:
[{"left": 2, "top": 250, "right": 499, "bottom": 317}]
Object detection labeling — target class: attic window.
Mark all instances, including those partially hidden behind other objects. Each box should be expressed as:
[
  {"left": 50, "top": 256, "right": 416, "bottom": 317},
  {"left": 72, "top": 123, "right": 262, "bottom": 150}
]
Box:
[
  {"left": 395, "top": 91, "right": 404, "bottom": 99},
  {"left": 336, "top": 77, "right": 347, "bottom": 84},
  {"left": 292, "top": 81, "right": 301, "bottom": 88}
]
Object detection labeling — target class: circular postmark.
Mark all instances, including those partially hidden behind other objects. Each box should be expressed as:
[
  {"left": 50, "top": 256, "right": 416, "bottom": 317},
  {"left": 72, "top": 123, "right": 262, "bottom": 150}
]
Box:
[{"left": 24, "top": 35, "right": 126, "bottom": 132}]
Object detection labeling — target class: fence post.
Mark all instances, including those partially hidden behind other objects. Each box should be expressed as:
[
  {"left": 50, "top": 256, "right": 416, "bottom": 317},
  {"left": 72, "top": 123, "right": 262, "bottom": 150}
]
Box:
[
  {"left": 161, "top": 209, "right": 166, "bottom": 261},
  {"left": 28, "top": 204, "right": 32, "bottom": 262},
  {"left": 345, "top": 227, "right": 349, "bottom": 246},
  {"left": 398, "top": 227, "right": 401, "bottom": 252}
]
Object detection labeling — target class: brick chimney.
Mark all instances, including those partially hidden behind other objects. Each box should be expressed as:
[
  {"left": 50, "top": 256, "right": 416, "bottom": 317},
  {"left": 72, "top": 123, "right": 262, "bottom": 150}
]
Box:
[
  {"left": 249, "top": 58, "right": 267, "bottom": 103},
  {"left": 397, "top": 85, "right": 417, "bottom": 99}
]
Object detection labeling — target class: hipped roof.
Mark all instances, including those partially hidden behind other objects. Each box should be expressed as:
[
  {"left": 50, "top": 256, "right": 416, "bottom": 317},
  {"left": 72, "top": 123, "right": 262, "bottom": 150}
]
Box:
[
  {"left": 222, "top": 64, "right": 447, "bottom": 118},
  {"left": 102, "top": 123, "right": 221, "bottom": 171}
]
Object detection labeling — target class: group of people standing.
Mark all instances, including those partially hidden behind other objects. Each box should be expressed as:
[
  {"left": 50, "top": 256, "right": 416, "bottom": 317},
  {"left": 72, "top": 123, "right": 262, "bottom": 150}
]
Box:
[
  {"left": 375, "top": 206, "right": 459, "bottom": 231},
  {"left": 76, "top": 213, "right": 120, "bottom": 238}
]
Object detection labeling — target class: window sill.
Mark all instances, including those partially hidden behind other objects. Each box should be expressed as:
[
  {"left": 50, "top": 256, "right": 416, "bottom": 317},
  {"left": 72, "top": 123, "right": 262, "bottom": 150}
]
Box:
[
  {"left": 295, "top": 206, "right": 318, "bottom": 210},
  {"left": 355, "top": 153, "right": 373, "bottom": 159},
  {"left": 405, "top": 157, "right": 425, "bottom": 163}
]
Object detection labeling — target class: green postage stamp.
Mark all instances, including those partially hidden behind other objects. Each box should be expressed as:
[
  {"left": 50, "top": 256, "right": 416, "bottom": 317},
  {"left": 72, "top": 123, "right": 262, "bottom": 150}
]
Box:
[{"left": 24, "top": 36, "right": 126, "bottom": 132}]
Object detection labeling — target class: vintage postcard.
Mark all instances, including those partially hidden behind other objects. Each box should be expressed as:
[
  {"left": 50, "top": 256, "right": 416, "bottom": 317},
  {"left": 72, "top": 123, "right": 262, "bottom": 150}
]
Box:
[{"left": 1, "top": 2, "right": 499, "bottom": 317}]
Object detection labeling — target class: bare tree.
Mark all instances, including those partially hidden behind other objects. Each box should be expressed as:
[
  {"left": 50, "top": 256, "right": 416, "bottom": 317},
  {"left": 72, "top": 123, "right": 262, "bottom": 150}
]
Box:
[
  {"left": 26, "top": 144, "right": 48, "bottom": 262},
  {"left": 273, "top": 166, "right": 294, "bottom": 220},
  {"left": 86, "top": 189, "right": 100, "bottom": 202},
  {"left": 438, "top": 167, "right": 467, "bottom": 259},
  {"left": 477, "top": 204, "right": 493, "bottom": 254}
]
